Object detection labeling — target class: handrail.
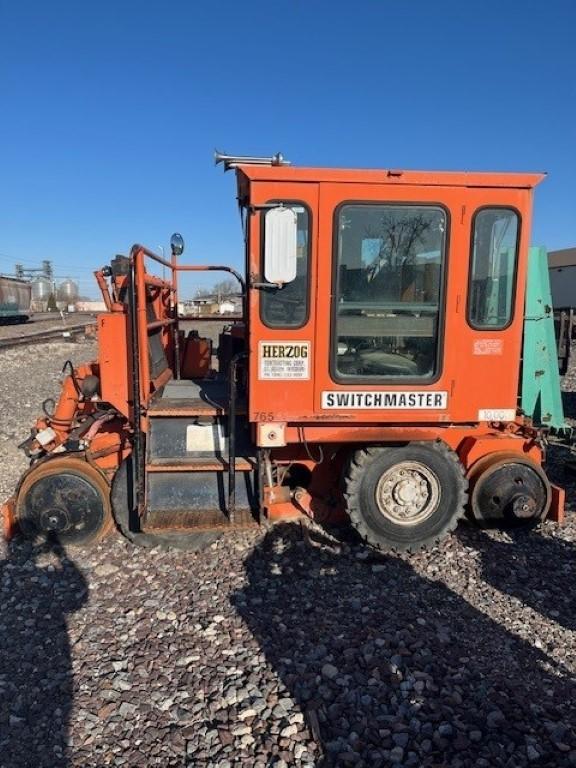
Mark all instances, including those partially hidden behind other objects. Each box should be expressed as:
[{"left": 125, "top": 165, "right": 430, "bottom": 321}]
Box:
[
  {"left": 228, "top": 352, "right": 247, "bottom": 522},
  {"left": 176, "top": 265, "right": 245, "bottom": 320},
  {"left": 147, "top": 318, "right": 176, "bottom": 331},
  {"left": 134, "top": 249, "right": 152, "bottom": 401},
  {"left": 130, "top": 244, "right": 174, "bottom": 271},
  {"left": 127, "top": 261, "right": 145, "bottom": 525},
  {"left": 130, "top": 243, "right": 247, "bottom": 392},
  {"left": 129, "top": 245, "right": 246, "bottom": 294},
  {"left": 175, "top": 264, "right": 246, "bottom": 294}
]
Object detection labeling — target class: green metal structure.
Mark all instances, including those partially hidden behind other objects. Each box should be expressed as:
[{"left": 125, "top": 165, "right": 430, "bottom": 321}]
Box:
[{"left": 521, "top": 246, "right": 567, "bottom": 431}]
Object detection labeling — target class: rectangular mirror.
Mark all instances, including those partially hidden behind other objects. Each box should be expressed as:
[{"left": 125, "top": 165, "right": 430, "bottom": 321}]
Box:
[{"left": 264, "top": 206, "right": 298, "bottom": 284}]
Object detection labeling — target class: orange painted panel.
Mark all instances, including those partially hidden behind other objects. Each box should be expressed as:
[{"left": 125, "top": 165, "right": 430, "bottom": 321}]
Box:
[
  {"left": 248, "top": 181, "right": 319, "bottom": 421},
  {"left": 238, "top": 165, "right": 545, "bottom": 190},
  {"left": 98, "top": 313, "right": 130, "bottom": 417}
]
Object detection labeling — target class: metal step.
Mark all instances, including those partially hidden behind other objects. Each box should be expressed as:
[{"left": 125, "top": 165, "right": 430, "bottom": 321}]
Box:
[
  {"left": 111, "top": 458, "right": 258, "bottom": 541},
  {"left": 148, "top": 401, "right": 242, "bottom": 417},
  {"left": 145, "top": 469, "right": 257, "bottom": 527},
  {"left": 141, "top": 509, "right": 258, "bottom": 532},
  {"left": 146, "top": 457, "right": 256, "bottom": 472},
  {"left": 147, "top": 416, "right": 252, "bottom": 462},
  {"left": 148, "top": 378, "right": 246, "bottom": 418},
  {"left": 142, "top": 379, "right": 255, "bottom": 528}
]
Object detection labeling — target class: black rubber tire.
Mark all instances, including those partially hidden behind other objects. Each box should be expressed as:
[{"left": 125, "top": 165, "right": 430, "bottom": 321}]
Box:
[{"left": 344, "top": 441, "right": 468, "bottom": 552}]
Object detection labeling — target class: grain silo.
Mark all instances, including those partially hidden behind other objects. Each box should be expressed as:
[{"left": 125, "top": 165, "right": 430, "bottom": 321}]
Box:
[{"left": 31, "top": 276, "right": 52, "bottom": 311}]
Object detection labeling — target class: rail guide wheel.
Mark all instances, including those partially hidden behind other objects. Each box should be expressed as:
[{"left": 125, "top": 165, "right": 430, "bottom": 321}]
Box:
[
  {"left": 467, "top": 452, "right": 551, "bottom": 528},
  {"left": 14, "top": 457, "right": 114, "bottom": 547},
  {"left": 344, "top": 441, "right": 468, "bottom": 552}
]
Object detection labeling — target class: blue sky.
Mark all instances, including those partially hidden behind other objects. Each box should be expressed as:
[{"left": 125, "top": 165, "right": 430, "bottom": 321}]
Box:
[{"left": 0, "top": 0, "right": 574, "bottom": 298}]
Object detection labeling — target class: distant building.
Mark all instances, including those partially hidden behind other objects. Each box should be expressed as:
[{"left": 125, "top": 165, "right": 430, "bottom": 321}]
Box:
[
  {"left": 179, "top": 294, "right": 242, "bottom": 317},
  {"left": 548, "top": 248, "right": 576, "bottom": 308},
  {"left": 76, "top": 300, "right": 107, "bottom": 313},
  {"left": 219, "top": 299, "right": 237, "bottom": 314}
]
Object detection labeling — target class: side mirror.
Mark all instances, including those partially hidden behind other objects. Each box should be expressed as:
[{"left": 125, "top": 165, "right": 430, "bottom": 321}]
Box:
[
  {"left": 264, "top": 207, "right": 298, "bottom": 285},
  {"left": 170, "top": 233, "right": 185, "bottom": 257}
]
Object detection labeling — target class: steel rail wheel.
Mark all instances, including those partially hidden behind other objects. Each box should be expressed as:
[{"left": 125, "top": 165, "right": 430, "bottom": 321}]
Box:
[
  {"left": 344, "top": 441, "right": 468, "bottom": 552},
  {"left": 467, "top": 452, "right": 551, "bottom": 527},
  {"left": 15, "top": 457, "right": 114, "bottom": 546}
]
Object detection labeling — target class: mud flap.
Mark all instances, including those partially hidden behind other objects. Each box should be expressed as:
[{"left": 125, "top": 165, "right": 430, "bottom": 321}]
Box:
[
  {"left": 548, "top": 484, "right": 566, "bottom": 524},
  {"left": 1, "top": 496, "right": 17, "bottom": 540}
]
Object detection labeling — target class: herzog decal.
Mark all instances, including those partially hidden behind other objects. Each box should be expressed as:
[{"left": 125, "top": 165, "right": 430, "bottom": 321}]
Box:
[{"left": 259, "top": 341, "right": 311, "bottom": 380}]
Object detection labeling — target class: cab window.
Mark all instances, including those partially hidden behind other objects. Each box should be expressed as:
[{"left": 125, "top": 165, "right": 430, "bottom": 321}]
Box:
[
  {"left": 468, "top": 207, "right": 519, "bottom": 329},
  {"left": 333, "top": 203, "right": 447, "bottom": 380}
]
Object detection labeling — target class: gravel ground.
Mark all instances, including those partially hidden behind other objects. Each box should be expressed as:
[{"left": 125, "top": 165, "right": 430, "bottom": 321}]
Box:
[{"left": 1, "top": 340, "right": 576, "bottom": 767}]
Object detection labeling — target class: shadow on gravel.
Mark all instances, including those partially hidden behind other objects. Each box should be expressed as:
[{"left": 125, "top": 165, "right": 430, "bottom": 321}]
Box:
[
  {"left": 234, "top": 523, "right": 576, "bottom": 767},
  {"left": 0, "top": 535, "right": 87, "bottom": 768},
  {"left": 459, "top": 526, "right": 576, "bottom": 631},
  {"left": 561, "top": 391, "right": 576, "bottom": 419}
]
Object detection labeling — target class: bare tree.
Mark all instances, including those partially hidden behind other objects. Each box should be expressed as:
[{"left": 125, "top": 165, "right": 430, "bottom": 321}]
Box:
[
  {"left": 366, "top": 212, "right": 433, "bottom": 277},
  {"left": 212, "top": 279, "right": 238, "bottom": 297}
]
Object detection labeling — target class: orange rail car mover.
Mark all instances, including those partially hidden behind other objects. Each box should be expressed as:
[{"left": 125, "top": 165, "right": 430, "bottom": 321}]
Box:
[{"left": 1, "top": 153, "right": 564, "bottom": 551}]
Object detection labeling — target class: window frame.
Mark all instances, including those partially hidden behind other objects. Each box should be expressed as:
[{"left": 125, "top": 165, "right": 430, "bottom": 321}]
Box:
[
  {"left": 466, "top": 205, "right": 521, "bottom": 332},
  {"left": 329, "top": 200, "right": 451, "bottom": 385},
  {"left": 259, "top": 199, "right": 312, "bottom": 330}
]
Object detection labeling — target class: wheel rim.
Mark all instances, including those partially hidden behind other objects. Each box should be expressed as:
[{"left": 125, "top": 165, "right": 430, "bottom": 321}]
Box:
[{"left": 375, "top": 461, "right": 440, "bottom": 526}]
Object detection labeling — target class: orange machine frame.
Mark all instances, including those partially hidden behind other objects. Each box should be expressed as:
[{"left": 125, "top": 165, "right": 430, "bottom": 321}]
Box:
[{"left": 3, "top": 163, "right": 564, "bottom": 543}]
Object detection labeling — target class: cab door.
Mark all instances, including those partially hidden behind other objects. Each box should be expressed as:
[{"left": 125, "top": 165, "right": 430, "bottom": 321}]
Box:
[
  {"left": 448, "top": 186, "right": 530, "bottom": 422},
  {"left": 313, "top": 182, "right": 467, "bottom": 423},
  {"left": 247, "top": 182, "right": 319, "bottom": 422}
]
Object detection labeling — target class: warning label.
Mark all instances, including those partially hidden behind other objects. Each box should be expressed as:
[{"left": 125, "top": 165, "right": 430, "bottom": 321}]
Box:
[
  {"left": 473, "top": 339, "right": 503, "bottom": 356},
  {"left": 259, "top": 341, "right": 310, "bottom": 380}
]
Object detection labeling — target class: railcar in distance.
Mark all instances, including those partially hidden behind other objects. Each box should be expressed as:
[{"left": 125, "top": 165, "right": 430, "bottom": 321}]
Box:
[{"left": 0, "top": 275, "right": 32, "bottom": 324}]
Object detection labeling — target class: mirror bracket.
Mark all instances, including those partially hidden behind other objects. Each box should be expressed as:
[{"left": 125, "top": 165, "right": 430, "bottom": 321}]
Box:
[
  {"left": 248, "top": 202, "right": 288, "bottom": 215},
  {"left": 251, "top": 280, "right": 284, "bottom": 289}
]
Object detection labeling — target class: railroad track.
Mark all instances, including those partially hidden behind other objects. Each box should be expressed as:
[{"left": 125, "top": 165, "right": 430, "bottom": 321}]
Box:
[{"left": 0, "top": 321, "right": 95, "bottom": 351}]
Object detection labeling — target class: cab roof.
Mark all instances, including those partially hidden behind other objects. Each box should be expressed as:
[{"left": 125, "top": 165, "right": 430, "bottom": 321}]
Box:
[{"left": 237, "top": 165, "right": 546, "bottom": 189}]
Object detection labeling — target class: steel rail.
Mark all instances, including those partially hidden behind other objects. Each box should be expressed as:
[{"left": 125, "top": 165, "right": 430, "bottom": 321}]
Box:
[{"left": 0, "top": 322, "right": 94, "bottom": 351}]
